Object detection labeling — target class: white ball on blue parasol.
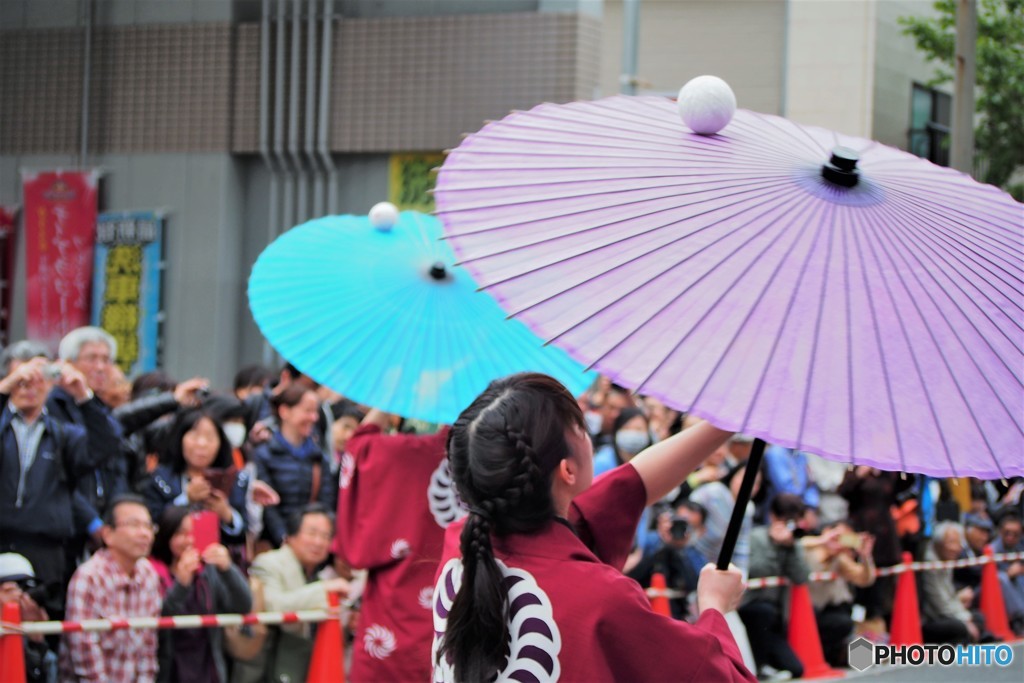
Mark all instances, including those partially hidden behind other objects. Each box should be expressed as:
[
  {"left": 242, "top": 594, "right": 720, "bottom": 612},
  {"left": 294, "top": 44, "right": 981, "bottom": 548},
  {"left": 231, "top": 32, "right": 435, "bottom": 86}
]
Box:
[
  {"left": 677, "top": 75, "right": 736, "bottom": 135},
  {"left": 369, "top": 201, "right": 399, "bottom": 231}
]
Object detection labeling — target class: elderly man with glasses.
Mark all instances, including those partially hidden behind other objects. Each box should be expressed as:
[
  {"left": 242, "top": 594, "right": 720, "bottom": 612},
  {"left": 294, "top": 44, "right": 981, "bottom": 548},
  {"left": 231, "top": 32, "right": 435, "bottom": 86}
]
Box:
[
  {"left": 0, "top": 346, "right": 98, "bottom": 618},
  {"left": 47, "top": 327, "right": 128, "bottom": 523}
]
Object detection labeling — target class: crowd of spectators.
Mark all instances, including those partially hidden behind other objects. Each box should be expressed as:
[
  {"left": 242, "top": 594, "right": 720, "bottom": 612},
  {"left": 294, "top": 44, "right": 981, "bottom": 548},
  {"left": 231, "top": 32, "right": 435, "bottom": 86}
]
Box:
[
  {"left": 0, "top": 331, "right": 1022, "bottom": 682},
  {"left": 580, "top": 377, "right": 1024, "bottom": 681}
]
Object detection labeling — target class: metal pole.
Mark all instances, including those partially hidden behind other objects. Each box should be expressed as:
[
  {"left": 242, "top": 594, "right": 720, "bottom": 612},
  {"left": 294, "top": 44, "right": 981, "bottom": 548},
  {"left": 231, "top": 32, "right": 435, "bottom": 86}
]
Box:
[
  {"left": 277, "top": 0, "right": 294, "bottom": 230},
  {"left": 951, "top": 0, "right": 976, "bottom": 175},
  {"left": 318, "top": 0, "right": 337, "bottom": 215},
  {"left": 620, "top": 0, "right": 639, "bottom": 95},
  {"left": 307, "top": 0, "right": 323, "bottom": 218},
  {"left": 291, "top": 0, "right": 306, "bottom": 223},
  {"left": 261, "top": 0, "right": 281, "bottom": 368},
  {"left": 80, "top": 0, "right": 93, "bottom": 167}
]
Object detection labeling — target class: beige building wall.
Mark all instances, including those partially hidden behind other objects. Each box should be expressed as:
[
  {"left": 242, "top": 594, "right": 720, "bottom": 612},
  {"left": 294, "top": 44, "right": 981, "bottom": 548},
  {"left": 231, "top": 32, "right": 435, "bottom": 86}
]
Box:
[
  {"left": 600, "top": 0, "right": 786, "bottom": 115},
  {"left": 871, "top": 0, "right": 947, "bottom": 150},
  {"left": 784, "top": 0, "right": 877, "bottom": 138}
]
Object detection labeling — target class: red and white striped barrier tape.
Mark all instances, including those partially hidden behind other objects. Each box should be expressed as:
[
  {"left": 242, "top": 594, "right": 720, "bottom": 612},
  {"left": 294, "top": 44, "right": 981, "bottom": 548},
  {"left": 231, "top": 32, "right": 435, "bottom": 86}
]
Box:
[
  {"left": 0, "top": 608, "right": 338, "bottom": 637},
  {"left": 645, "top": 551, "right": 1024, "bottom": 598},
  {"left": 5, "top": 552, "right": 1022, "bottom": 627}
]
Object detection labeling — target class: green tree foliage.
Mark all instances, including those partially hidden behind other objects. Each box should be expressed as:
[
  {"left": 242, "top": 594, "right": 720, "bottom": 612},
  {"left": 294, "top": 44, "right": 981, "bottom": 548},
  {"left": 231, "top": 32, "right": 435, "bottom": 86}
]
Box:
[{"left": 900, "top": 0, "right": 1024, "bottom": 195}]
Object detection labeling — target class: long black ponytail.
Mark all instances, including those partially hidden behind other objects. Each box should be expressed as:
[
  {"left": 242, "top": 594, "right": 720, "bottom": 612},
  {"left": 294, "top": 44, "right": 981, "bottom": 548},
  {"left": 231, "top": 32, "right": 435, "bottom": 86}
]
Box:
[{"left": 438, "top": 373, "right": 585, "bottom": 681}]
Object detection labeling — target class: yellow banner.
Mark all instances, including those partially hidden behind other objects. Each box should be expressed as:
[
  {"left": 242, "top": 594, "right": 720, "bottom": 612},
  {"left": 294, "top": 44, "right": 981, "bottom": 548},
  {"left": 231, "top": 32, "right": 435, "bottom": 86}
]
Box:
[{"left": 389, "top": 153, "right": 444, "bottom": 212}]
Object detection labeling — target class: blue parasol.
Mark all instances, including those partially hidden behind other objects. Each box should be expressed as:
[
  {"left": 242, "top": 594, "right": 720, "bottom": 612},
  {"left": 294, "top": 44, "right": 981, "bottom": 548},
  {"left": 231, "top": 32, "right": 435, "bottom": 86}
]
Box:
[{"left": 248, "top": 210, "right": 594, "bottom": 424}]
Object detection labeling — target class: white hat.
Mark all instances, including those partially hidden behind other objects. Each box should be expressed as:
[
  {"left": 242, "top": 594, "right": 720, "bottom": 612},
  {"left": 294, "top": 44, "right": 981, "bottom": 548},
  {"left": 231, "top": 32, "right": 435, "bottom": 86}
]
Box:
[{"left": 0, "top": 553, "right": 35, "bottom": 582}]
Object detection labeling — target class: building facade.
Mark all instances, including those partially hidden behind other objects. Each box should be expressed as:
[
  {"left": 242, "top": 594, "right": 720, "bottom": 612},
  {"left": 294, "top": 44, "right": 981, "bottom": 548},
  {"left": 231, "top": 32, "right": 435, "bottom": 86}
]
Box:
[{"left": 0, "top": 0, "right": 948, "bottom": 386}]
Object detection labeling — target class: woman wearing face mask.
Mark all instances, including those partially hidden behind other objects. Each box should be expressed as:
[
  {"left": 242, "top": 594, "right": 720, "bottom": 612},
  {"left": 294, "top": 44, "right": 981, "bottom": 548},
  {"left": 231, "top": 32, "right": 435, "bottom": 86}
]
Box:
[
  {"left": 594, "top": 408, "right": 652, "bottom": 476},
  {"left": 600, "top": 408, "right": 676, "bottom": 562},
  {"left": 201, "top": 393, "right": 281, "bottom": 566},
  {"left": 142, "top": 409, "right": 250, "bottom": 546}
]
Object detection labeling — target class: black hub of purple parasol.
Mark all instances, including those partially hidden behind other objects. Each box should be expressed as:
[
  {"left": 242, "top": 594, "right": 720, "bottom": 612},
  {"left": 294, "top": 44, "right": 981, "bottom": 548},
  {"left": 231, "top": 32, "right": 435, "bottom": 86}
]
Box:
[{"left": 821, "top": 146, "right": 860, "bottom": 188}]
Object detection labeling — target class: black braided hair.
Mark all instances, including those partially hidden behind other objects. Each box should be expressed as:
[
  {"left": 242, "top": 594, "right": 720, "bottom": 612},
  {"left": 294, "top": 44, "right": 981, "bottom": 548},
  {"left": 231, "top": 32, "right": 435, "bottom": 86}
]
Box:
[{"left": 438, "top": 373, "right": 585, "bottom": 682}]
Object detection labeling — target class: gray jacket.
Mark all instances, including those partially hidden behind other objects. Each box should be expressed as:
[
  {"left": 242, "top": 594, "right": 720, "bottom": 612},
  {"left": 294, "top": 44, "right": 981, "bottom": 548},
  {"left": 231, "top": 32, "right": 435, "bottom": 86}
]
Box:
[
  {"left": 921, "top": 545, "right": 971, "bottom": 624},
  {"left": 742, "top": 525, "right": 810, "bottom": 608}
]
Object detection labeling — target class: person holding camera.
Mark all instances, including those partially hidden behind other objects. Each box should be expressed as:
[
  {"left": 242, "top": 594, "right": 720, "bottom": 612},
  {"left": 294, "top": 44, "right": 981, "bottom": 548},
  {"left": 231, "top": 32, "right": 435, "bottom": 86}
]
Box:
[
  {"left": 0, "top": 349, "right": 103, "bottom": 618},
  {"left": 802, "top": 521, "right": 876, "bottom": 667},
  {"left": 738, "top": 493, "right": 811, "bottom": 680},
  {"left": 627, "top": 501, "right": 708, "bottom": 620},
  {"left": 141, "top": 409, "right": 249, "bottom": 548},
  {"left": 0, "top": 553, "right": 56, "bottom": 682},
  {"left": 46, "top": 328, "right": 129, "bottom": 520}
]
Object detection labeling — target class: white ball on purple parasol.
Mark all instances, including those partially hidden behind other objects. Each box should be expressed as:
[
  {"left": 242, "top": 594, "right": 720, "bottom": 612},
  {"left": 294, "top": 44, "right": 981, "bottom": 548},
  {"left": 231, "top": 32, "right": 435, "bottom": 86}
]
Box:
[
  {"left": 369, "top": 201, "right": 399, "bottom": 230},
  {"left": 677, "top": 75, "right": 737, "bottom": 135}
]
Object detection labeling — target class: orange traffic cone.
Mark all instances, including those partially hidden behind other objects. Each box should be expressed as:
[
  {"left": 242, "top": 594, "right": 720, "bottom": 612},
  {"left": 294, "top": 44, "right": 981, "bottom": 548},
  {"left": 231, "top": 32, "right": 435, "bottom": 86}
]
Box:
[
  {"left": 889, "top": 551, "right": 923, "bottom": 646},
  {"left": 787, "top": 583, "right": 844, "bottom": 679},
  {"left": 0, "top": 601, "right": 26, "bottom": 683},
  {"left": 649, "top": 572, "right": 672, "bottom": 617},
  {"left": 307, "top": 591, "right": 345, "bottom": 682},
  {"left": 979, "top": 545, "right": 1015, "bottom": 641}
]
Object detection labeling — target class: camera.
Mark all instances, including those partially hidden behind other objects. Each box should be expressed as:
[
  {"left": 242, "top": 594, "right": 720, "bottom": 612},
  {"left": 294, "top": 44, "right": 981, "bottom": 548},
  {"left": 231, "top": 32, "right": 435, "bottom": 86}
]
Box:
[
  {"left": 785, "top": 520, "right": 807, "bottom": 539},
  {"left": 838, "top": 532, "right": 862, "bottom": 550},
  {"left": 670, "top": 516, "right": 689, "bottom": 541},
  {"left": 42, "top": 364, "right": 62, "bottom": 381}
]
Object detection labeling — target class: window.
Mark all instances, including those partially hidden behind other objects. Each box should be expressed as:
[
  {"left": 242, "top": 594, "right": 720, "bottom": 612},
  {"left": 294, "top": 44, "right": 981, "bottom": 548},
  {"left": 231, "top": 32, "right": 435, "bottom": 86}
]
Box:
[{"left": 909, "top": 84, "right": 951, "bottom": 166}]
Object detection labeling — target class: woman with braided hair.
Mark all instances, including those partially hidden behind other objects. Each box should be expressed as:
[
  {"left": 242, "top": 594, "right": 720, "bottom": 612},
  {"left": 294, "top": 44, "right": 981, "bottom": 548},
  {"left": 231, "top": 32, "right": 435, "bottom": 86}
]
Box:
[{"left": 432, "top": 373, "right": 754, "bottom": 682}]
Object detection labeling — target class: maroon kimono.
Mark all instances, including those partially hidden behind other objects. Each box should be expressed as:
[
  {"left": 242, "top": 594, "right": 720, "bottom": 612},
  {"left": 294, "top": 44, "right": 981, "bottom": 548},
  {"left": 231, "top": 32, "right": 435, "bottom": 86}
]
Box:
[
  {"left": 334, "top": 424, "right": 462, "bottom": 682},
  {"left": 432, "top": 465, "right": 756, "bottom": 682}
]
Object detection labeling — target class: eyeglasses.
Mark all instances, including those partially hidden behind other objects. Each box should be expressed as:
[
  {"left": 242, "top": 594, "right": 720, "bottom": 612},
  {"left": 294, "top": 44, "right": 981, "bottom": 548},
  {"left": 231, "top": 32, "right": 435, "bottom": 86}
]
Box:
[
  {"left": 115, "top": 521, "right": 158, "bottom": 533},
  {"left": 78, "top": 353, "right": 112, "bottom": 365}
]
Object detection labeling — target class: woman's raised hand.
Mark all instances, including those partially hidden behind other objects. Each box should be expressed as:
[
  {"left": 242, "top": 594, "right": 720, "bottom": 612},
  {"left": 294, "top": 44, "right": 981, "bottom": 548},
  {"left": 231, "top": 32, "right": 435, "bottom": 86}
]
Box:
[{"left": 696, "top": 562, "right": 745, "bottom": 616}]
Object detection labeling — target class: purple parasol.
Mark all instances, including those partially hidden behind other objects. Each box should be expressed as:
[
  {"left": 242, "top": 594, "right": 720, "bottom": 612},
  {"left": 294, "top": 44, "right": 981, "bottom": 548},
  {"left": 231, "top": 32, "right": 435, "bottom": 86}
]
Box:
[{"left": 434, "top": 93, "right": 1024, "bottom": 482}]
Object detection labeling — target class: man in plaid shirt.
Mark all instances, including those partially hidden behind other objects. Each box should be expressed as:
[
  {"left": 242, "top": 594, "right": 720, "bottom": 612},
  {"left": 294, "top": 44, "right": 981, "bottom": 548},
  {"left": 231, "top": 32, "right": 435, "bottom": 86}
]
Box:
[{"left": 59, "top": 494, "right": 161, "bottom": 682}]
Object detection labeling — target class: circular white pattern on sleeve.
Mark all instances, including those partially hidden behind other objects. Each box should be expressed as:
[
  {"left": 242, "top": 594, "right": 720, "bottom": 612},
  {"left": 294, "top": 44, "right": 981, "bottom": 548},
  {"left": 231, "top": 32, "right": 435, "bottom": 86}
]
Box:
[
  {"left": 431, "top": 558, "right": 561, "bottom": 682},
  {"left": 364, "top": 623, "right": 397, "bottom": 660},
  {"left": 428, "top": 459, "right": 468, "bottom": 528},
  {"left": 418, "top": 586, "right": 434, "bottom": 609},
  {"left": 390, "top": 538, "right": 411, "bottom": 559},
  {"left": 339, "top": 451, "right": 355, "bottom": 489}
]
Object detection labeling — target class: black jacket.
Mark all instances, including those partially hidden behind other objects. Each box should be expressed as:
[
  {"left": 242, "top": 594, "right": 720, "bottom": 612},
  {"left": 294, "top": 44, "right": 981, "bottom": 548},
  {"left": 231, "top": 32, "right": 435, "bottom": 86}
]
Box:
[
  {"left": 141, "top": 464, "right": 250, "bottom": 543},
  {"left": 46, "top": 386, "right": 127, "bottom": 519},
  {"left": 253, "top": 432, "right": 337, "bottom": 546},
  {"left": 0, "top": 399, "right": 92, "bottom": 541}
]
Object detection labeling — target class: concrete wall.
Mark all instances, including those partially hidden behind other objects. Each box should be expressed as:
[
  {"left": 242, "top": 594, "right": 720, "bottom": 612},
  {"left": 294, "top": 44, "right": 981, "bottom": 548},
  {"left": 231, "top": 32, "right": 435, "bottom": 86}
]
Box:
[
  {"left": 235, "top": 154, "right": 391, "bottom": 369},
  {"left": 871, "top": 0, "right": 947, "bottom": 150},
  {"left": 784, "top": 0, "right": 877, "bottom": 138},
  {"left": 600, "top": 0, "right": 786, "bottom": 114},
  {"left": 1, "top": 150, "right": 391, "bottom": 388},
  {"left": 1, "top": 153, "right": 245, "bottom": 387},
  {"left": 0, "top": 0, "right": 251, "bottom": 29}
]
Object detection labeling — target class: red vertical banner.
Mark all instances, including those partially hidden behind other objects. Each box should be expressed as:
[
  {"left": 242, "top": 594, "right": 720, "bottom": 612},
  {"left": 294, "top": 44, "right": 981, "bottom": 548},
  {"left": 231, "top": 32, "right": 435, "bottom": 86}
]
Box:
[
  {"left": 0, "top": 205, "right": 17, "bottom": 346},
  {"left": 21, "top": 170, "right": 100, "bottom": 351}
]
